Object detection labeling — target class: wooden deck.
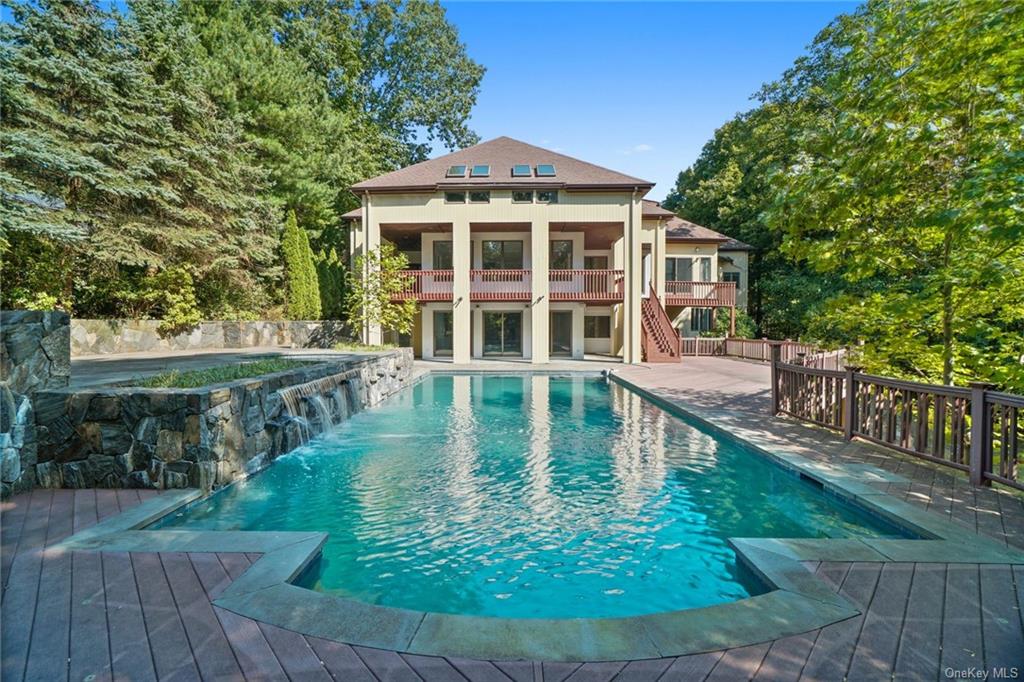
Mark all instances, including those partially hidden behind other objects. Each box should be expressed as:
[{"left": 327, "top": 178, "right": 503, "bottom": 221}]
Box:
[{"left": 3, "top": 358, "right": 1023, "bottom": 681}]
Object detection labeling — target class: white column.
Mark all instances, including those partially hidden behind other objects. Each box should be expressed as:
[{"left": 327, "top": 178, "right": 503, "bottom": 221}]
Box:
[
  {"left": 452, "top": 219, "right": 471, "bottom": 363},
  {"left": 531, "top": 220, "right": 550, "bottom": 363},
  {"left": 362, "top": 194, "right": 382, "bottom": 345},
  {"left": 623, "top": 194, "right": 643, "bottom": 363}
]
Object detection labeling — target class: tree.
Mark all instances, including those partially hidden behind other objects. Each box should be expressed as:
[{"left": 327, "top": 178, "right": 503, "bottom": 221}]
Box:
[
  {"left": 316, "top": 248, "right": 347, "bottom": 320},
  {"left": 759, "top": 0, "right": 1024, "bottom": 388},
  {"left": 1, "top": 0, "right": 279, "bottom": 321},
  {"left": 282, "top": 211, "right": 321, "bottom": 320},
  {"left": 344, "top": 243, "right": 417, "bottom": 337}
]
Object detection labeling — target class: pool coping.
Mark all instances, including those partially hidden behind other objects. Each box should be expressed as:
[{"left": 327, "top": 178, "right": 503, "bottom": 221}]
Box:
[{"left": 54, "top": 370, "right": 1024, "bottom": 662}]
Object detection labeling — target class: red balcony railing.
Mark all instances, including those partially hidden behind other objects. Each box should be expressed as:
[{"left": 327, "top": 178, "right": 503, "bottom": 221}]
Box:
[
  {"left": 391, "top": 270, "right": 454, "bottom": 301},
  {"left": 549, "top": 269, "right": 624, "bottom": 302},
  {"left": 664, "top": 281, "right": 736, "bottom": 307},
  {"left": 470, "top": 269, "right": 531, "bottom": 301}
]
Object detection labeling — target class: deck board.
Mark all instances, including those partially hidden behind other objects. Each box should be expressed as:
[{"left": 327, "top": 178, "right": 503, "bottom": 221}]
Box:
[
  {"left": 353, "top": 644, "right": 423, "bottom": 681},
  {"left": 563, "top": 661, "right": 627, "bottom": 682},
  {"left": 132, "top": 552, "right": 201, "bottom": 681},
  {"left": 846, "top": 562, "right": 913, "bottom": 680},
  {"left": 307, "top": 636, "right": 377, "bottom": 682},
  {"left": 799, "top": 562, "right": 881, "bottom": 681},
  {"left": 160, "top": 551, "right": 244, "bottom": 680},
  {"left": 705, "top": 643, "right": 771, "bottom": 682},
  {"left": 612, "top": 658, "right": 674, "bottom": 682},
  {"left": 941, "top": 564, "right": 985, "bottom": 675},
  {"left": 979, "top": 564, "right": 1024, "bottom": 672},
  {"left": 68, "top": 550, "right": 112, "bottom": 681},
  {"left": 659, "top": 651, "right": 723, "bottom": 681},
  {"left": 259, "top": 622, "right": 333, "bottom": 680},
  {"left": 403, "top": 652, "right": 468, "bottom": 681},
  {"left": 752, "top": 632, "right": 816, "bottom": 681},
  {"left": 103, "top": 552, "right": 158, "bottom": 682},
  {"left": 448, "top": 656, "right": 516, "bottom": 681}
]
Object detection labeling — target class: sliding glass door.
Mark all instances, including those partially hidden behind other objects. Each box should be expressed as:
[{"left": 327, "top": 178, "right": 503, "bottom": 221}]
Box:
[{"left": 482, "top": 312, "right": 522, "bottom": 356}]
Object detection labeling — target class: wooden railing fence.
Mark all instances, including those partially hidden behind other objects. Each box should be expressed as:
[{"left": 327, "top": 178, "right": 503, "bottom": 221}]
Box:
[
  {"left": 771, "top": 348, "right": 1023, "bottom": 490},
  {"left": 680, "top": 336, "right": 825, "bottom": 363}
]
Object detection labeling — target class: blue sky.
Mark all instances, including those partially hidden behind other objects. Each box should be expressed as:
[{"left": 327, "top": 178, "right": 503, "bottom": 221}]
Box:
[{"left": 440, "top": 1, "right": 857, "bottom": 200}]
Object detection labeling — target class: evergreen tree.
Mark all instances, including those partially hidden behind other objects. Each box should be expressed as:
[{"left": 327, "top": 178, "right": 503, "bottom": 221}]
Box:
[
  {"left": 282, "top": 211, "right": 321, "bottom": 320},
  {"left": 316, "top": 247, "right": 346, "bottom": 320}
]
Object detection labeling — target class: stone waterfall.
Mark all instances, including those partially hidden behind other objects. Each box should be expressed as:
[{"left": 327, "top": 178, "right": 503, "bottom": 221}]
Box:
[{"left": 277, "top": 370, "right": 361, "bottom": 446}]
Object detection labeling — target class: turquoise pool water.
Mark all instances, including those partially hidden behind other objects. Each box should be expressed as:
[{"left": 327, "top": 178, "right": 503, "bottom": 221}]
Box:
[{"left": 156, "top": 374, "right": 902, "bottom": 618}]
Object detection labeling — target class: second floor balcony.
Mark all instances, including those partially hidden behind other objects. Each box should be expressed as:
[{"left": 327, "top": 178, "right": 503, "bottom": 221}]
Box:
[
  {"left": 391, "top": 269, "right": 625, "bottom": 303},
  {"left": 663, "top": 281, "right": 736, "bottom": 307}
]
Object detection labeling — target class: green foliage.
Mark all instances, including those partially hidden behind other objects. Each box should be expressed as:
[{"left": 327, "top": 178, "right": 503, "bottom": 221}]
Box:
[
  {"left": 281, "top": 211, "right": 321, "bottom": 320},
  {"left": 702, "top": 308, "right": 756, "bottom": 339},
  {"left": 344, "top": 243, "right": 417, "bottom": 336},
  {"left": 668, "top": 0, "right": 1024, "bottom": 390},
  {"left": 137, "top": 359, "right": 309, "bottom": 388},
  {"left": 315, "top": 247, "right": 347, "bottom": 319},
  {"left": 332, "top": 341, "right": 398, "bottom": 352},
  {"left": 0, "top": 0, "right": 481, "bottom": 325}
]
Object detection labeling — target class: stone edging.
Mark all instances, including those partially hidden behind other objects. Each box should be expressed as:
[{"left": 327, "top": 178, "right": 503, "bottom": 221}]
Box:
[{"left": 54, "top": 370, "right": 1024, "bottom": 662}]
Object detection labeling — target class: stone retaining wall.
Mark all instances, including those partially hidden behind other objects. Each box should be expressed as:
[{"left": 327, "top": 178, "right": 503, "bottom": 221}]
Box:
[
  {"left": 31, "top": 349, "right": 413, "bottom": 491},
  {"left": 1, "top": 310, "right": 71, "bottom": 497},
  {"left": 71, "top": 319, "right": 354, "bottom": 356}
]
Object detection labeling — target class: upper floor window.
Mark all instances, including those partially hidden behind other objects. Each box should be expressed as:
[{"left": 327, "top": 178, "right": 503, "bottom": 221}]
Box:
[
  {"left": 482, "top": 240, "right": 524, "bottom": 269},
  {"left": 469, "top": 191, "right": 490, "bottom": 203},
  {"left": 550, "top": 240, "right": 573, "bottom": 269},
  {"left": 446, "top": 165, "right": 467, "bottom": 178},
  {"left": 512, "top": 190, "right": 533, "bottom": 203},
  {"left": 512, "top": 164, "right": 531, "bottom": 177},
  {"left": 666, "top": 256, "right": 711, "bottom": 282},
  {"left": 537, "top": 190, "right": 558, "bottom": 204},
  {"left": 722, "top": 271, "right": 741, "bottom": 286},
  {"left": 433, "top": 241, "right": 453, "bottom": 269},
  {"left": 445, "top": 191, "right": 466, "bottom": 203},
  {"left": 471, "top": 164, "right": 490, "bottom": 177},
  {"left": 536, "top": 164, "right": 556, "bottom": 177},
  {"left": 584, "top": 255, "right": 608, "bottom": 270}
]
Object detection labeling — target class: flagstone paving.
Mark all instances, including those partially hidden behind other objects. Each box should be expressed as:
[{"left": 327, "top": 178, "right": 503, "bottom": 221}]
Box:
[{"left": 2, "top": 357, "right": 1022, "bottom": 681}]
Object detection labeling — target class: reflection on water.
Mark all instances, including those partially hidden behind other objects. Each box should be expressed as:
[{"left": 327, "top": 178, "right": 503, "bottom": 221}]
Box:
[{"left": 157, "top": 374, "right": 903, "bottom": 618}]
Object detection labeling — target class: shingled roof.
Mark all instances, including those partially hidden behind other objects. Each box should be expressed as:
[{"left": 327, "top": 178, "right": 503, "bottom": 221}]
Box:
[
  {"left": 641, "top": 200, "right": 675, "bottom": 219},
  {"left": 351, "top": 136, "right": 653, "bottom": 192}
]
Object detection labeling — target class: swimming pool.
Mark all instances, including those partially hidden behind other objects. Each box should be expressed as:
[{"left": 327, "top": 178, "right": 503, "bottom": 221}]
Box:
[{"left": 156, "top": 373, "right": 903, "bottom": 619}]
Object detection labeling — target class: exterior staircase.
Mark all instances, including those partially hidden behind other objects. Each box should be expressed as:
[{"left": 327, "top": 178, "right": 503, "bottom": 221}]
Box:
[{"left": 640, "top": 285, "right": 681, "bottom": 362}]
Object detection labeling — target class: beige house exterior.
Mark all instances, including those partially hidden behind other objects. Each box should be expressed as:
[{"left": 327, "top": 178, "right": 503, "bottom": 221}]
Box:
[{"left": 345, "top": 137, "right": 750, "bottom": 364}]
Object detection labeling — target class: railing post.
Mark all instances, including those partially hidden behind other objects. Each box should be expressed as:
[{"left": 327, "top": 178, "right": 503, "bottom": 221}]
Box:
[
  {"left": 843, "top": 365, "right": 862, "bottom": 441},
  {"left": 968, "top": 381, "right": 994, "bottom": 487},
  {"left": 769, "top": 341, "right": 782, "bottom": 415}
]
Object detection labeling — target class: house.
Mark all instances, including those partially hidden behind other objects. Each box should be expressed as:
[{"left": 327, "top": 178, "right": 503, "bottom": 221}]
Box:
[{"left": 345, "top": 137, "right": 750, "bottom": 363}]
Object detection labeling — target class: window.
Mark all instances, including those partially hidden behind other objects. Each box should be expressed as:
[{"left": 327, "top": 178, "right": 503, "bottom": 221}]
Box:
[
  {"left": 433, "top": 241, "right": 453, "bottom": 269},
  {"left": 550, "top": 240, "right": 573, "bottom": 269},
  {"left": 512, "top": 164, "right": 531, "bottom": 177},
  {"left": 481, "top": 240, "right": 524, "bottom": 269},
  {"left": 537, "top": 190, "right": 558, "bottom": 204},
  {"left": 585, "top": 316, "right": 611, "bottom": 338},
  {"left": 691, "top": 308, "right": 714, "bottom": 332},
  {"left": 471, "top": 164, "right": 490, "bottom": 177},
  {"left": 665, "top": 256, "right": 711, "bottom": 281},
  {"left": 665, "top": 257, "right": 692, "bottom": 281},
  {"left": 446, "top": 165, "right": 467, "bottom": 178},
  {"left": 469, "top": 191, "right": 490, "bottom": 203},
  {"left": 536, "top": 164, "right": 556, "bottom": 177},
  {"left": 584, "top": 255, "right": 608, "bottom": 269},
  {"left": 722, "top": 271, "right": 740, "bottom": 286},
  {"left": 512, "top": 190, "right": 533, "bottom": 203},
  {"left": 444, "top": 191, "right": 466, "bottom": 203}
]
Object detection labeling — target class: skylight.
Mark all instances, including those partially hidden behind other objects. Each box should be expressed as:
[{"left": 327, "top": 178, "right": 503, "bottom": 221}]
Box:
[
  {"left": 512, "top": 164, "right": 531, "bottom": 177},
  {"left": 471, "top": 164, "right": 490, "bottom": 177},
  {"left": 446, "top": 165, "right": 467, "bottom": 178},
  {"left": 536, "top": 164, "right": 556, "bottom": 177}
]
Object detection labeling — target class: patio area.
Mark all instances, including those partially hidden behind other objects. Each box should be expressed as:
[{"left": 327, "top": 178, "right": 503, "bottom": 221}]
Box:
[{"left": 2, "top": 357, "right": 1022, "bottom": 681}]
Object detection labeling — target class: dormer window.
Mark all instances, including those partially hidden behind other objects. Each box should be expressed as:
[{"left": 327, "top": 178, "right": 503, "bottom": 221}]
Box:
[
  {"left": 470, "top": 164, "right": 490, "bottom": 177},
  {"left": 536, "top": 164, "right": 556, "bottom": 177},
  {"left": 512, "top": 164, "right": 531, "bottom": 177},
  {"left": 446, "top": 165, "right": 467, "bottom": 178}
]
